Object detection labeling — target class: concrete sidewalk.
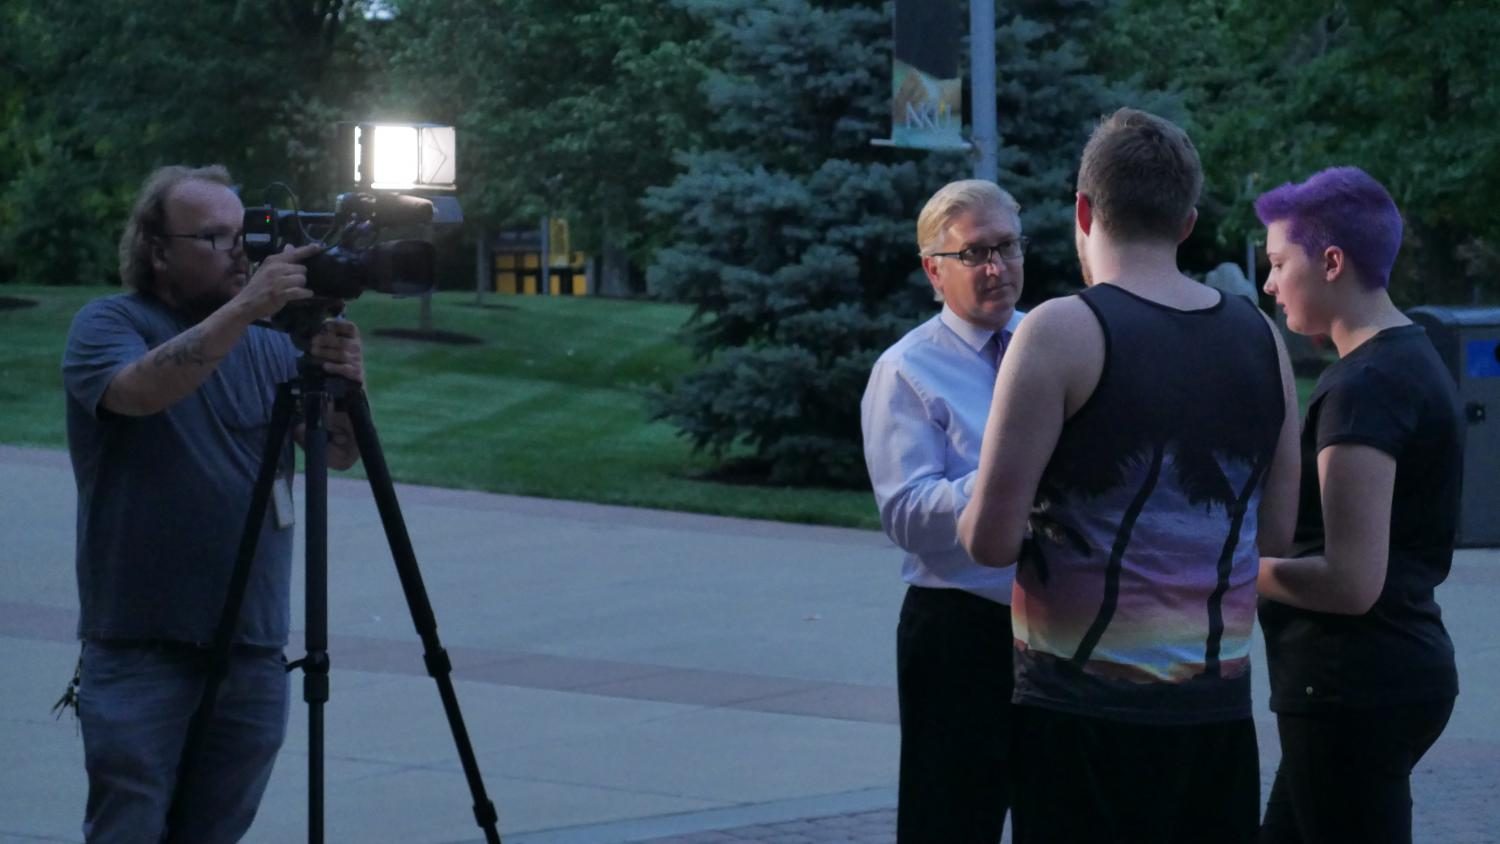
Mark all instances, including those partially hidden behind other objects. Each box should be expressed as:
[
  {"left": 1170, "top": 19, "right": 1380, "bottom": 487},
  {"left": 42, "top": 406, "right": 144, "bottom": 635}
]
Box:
[{"left": 2, "top": 443, "right": 1497, "bottom": 843}]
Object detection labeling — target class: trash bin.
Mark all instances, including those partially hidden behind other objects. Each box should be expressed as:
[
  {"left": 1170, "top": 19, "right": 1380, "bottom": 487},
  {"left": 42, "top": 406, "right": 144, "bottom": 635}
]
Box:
[{"left": 1408, "top": 306, "right": 1500, "bottom": 547}]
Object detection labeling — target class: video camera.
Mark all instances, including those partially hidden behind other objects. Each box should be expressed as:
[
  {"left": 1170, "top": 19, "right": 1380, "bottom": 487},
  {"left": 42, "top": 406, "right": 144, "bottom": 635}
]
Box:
[{"left": 243, "top": 188, "right": 438, "bottom": 340}]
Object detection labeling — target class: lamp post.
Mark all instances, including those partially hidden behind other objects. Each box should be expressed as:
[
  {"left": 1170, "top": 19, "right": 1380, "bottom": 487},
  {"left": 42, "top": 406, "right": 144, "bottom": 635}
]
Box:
[
  {"left": 337, "top": 122, "right": 461, "bottom": 331},
  {"left": 970, "top": 0, "right": 997, "bottom": 182}
]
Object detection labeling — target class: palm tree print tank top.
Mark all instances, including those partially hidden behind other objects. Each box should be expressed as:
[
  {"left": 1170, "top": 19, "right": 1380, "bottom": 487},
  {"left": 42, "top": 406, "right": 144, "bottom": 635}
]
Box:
[{"left": 1012, "top": 283, "right": 1283, "bottom": 724}]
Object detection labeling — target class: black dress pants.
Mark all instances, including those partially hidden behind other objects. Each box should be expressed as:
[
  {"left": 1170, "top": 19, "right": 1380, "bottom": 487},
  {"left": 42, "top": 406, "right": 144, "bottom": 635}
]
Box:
[
  {"left": 1259, "top": 698, "right": 1455, "bottom": 844},
  {"left": 1010, "top": 705, "right": 1260, "bottom": 844},
  {"left": 896, "top": 585, "right": 1014, "bottom": 844}
]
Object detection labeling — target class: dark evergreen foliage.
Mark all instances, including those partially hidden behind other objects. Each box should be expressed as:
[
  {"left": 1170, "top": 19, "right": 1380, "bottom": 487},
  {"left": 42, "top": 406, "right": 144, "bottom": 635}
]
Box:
[
  {"left": 645, "top": 0, "right": 1170, "bottom": 486},
  {"left": 644, "top": 0, "right": 963, "bottom": 486}
]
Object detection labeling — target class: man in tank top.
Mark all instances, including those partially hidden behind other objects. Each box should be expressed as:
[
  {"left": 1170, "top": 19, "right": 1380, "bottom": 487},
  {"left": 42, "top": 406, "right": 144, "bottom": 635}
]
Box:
[{"left": 957, "top": 108, "right": 1301, "bottom": 843}]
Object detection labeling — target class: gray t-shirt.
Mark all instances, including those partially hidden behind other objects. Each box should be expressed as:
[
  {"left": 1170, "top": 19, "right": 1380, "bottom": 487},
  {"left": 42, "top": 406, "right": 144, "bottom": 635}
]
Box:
[{"left": 64, "top": 292, "right": 299, "bottom": 647}]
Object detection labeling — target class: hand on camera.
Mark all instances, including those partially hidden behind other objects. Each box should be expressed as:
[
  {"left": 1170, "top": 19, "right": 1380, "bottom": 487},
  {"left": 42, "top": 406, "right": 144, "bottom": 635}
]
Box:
[
  {"left": 309, "top": 318, "right": 364, "bottom": 385},
  {"left": 234, "top": 243, "right": 323, "bottom": 322}
]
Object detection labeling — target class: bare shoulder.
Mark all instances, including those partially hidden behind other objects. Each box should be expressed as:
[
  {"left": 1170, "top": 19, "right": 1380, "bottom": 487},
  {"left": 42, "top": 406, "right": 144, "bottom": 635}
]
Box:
[
  {"left": 1019, "top": 294, "right": 1095, "bottom": 327},
  {"left": 1009, "top": 295, "right": 1104, "bottom": 414},
  {"left": 1013, "top": 295, "right": 1102, "bottom": 355}
]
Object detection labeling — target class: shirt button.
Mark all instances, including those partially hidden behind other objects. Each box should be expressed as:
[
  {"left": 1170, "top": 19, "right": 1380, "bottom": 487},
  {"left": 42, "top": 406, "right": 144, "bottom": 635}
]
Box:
[{"left": 1305, "top": 686, "right": 1315, "bottom": 695}]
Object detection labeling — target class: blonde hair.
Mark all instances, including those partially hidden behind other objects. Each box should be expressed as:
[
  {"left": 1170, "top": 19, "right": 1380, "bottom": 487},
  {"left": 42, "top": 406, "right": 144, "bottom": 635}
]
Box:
[
  {"left": 118, "top": 164, "right": 234, "bottom": 292},
  {"left": 916, "top": 179, "right": 1021, "bottom": 255}
]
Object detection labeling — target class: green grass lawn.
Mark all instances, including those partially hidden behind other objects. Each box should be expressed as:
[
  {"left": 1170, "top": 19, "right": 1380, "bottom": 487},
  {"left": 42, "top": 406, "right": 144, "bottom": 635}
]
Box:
[
  {"left": 0, "top": 285, "right": 881, "bottom": 528},
  {"left": 0, "top": 284, "right": 1321, "bottom": 530}
]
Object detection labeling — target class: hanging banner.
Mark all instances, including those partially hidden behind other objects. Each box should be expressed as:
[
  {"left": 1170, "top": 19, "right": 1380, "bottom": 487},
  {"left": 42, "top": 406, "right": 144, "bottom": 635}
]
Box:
[{"left": 875, "top": 0, "right": 967, "bottom": 151}]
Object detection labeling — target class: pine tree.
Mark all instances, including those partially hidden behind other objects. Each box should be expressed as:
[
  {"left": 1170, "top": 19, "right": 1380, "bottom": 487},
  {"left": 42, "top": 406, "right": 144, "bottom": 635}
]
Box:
[
  {"left": 991, "top": 0, "right": 1182, "bottom": 295},
  {"left": 646, "top": 0, "right": 963, "bottom": 486},
  {"left": 648, "top": 0, "right": 1170, "bottom": 487}
]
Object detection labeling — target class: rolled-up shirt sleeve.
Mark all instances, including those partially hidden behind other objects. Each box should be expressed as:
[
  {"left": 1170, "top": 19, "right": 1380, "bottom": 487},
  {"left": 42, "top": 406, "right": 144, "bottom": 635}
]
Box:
[{"left": 861, "top": 356, "right": 973, "bottom": 554}]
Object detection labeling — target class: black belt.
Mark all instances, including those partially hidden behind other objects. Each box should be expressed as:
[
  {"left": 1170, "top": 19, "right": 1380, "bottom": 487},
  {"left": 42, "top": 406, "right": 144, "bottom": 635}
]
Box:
[{"left": 85, "top": 638, "right": 281, "bottom": 656}]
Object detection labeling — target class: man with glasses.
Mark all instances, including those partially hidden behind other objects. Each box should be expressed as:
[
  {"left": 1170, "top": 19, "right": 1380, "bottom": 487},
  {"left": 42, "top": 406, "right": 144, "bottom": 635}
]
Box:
[
  {"left": 859, "top": 179, "right": 1027, "bottom": 842},
  {"left": 61, "top": 164, "right": 364, "bottom": 842}
]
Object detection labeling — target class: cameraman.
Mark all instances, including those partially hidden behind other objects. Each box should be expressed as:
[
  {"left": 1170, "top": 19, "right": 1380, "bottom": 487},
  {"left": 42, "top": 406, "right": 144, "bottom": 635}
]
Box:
[{"left": 62, "top": 164, "right": 363, "bottom": 842}]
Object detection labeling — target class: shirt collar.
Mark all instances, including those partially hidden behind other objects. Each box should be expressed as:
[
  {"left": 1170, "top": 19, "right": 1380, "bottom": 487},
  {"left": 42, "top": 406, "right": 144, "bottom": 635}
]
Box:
[{"left": 939, "top": 304, "right": 1020, "bottom": 353}]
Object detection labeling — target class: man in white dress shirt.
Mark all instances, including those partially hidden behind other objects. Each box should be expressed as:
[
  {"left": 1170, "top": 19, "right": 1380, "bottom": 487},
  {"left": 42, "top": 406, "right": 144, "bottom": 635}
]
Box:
[{"left": 860, "top": 179, "right": 1027, "bottom": 843}]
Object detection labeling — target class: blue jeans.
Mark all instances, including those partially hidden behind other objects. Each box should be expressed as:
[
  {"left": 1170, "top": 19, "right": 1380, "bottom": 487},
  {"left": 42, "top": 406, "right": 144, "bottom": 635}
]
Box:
[{"left": 79, "top": 641, "right": 289, "bottom": 843}]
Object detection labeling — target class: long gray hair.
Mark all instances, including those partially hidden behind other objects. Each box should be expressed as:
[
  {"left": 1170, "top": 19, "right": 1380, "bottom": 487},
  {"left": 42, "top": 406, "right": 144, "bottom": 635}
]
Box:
[{"left": 118, "top": 164, "right": 234, "bottom": 292}]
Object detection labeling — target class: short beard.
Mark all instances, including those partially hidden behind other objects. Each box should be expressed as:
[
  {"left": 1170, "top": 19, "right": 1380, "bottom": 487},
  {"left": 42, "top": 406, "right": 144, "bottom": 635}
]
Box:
[
  {"left": 1075, "top": 228, "right": 1094, "bottom": 287},
  {"left": 161, "top": 278, "right": 230, "bottom": 323}
]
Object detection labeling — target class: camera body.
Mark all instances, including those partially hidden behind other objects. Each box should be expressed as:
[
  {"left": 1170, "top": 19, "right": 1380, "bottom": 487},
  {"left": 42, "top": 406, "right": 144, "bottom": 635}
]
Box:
[{"left": 243, "top": 192, "right": 438, "bottom": 300}]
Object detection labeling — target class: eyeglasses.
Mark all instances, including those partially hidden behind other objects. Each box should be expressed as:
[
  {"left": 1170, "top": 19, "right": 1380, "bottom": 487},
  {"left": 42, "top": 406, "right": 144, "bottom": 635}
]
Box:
[
  {"left": 160, "top": 230, "right": 244, "bottom": 252},
  {"left": 928, "top": 237, "right": 1029, "bottom": 266}
]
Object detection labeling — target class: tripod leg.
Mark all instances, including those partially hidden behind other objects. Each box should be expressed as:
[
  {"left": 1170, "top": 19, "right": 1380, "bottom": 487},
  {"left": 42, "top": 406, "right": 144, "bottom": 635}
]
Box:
[
  {"left": 343, "top": 388, "right": 503, "bottom": 844},
  {"left": 301, "top": 378, "right": 332, "bottom": 844},
  {"left": 167, "top": 380, "right": 297, "bottom": 834}
]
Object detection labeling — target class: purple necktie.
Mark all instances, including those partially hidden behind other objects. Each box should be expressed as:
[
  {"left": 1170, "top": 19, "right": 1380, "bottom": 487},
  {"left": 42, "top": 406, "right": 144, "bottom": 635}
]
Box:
[{"left": 992, "top": 330, "right": 1009, "bottom": 368}]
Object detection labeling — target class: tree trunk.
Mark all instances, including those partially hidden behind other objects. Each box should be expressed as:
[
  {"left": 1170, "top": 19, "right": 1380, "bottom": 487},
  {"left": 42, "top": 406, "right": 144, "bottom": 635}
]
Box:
[
  {"left": 1072, "top": 442, "right": 1164, "bottom": 666},
  {"left": 1203, "top": 454, "right": 1268, "bottom": 677},
  {"left": 597, "top": 236, "right": 632, "bottom": 298}
]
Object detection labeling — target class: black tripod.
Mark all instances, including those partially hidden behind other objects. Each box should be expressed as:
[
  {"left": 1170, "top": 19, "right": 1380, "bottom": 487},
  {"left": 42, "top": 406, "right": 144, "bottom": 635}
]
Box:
[{"left": 169, "top": 355, "right": 502, "bottom": 843}]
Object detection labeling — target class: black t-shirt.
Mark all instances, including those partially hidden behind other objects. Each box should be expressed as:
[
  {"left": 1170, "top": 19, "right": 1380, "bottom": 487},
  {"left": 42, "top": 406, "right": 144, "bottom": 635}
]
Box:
[{"left": 1260, "top": 325, "right": 1463, "bottom": 712}]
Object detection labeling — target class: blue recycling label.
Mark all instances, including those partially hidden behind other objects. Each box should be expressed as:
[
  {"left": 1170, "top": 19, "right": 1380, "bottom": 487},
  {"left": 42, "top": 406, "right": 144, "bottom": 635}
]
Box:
[{"left": 1467, "top": 339, "right": 1500, "bottom": 378}]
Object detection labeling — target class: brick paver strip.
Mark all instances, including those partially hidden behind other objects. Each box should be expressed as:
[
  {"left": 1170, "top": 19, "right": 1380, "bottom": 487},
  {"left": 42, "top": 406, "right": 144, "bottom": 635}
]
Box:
[
  {"left": 636, "top": 757, "right": 1500, "bottom": 844},
  {"left": 0, "top": 600, "right": 899, "bottom": 725}
]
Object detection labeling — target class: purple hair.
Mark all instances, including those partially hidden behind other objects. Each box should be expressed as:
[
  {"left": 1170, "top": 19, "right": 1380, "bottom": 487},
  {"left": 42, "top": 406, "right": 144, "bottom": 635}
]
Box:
[{"left": 1253, "top": 166, "right": 1403, "bottom": 290}]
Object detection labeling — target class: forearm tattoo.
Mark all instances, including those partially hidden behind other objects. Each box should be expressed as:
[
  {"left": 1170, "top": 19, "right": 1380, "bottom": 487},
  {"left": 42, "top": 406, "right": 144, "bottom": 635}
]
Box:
[{"left": 151, "top": 326, "right": 225, "bottom": 369}]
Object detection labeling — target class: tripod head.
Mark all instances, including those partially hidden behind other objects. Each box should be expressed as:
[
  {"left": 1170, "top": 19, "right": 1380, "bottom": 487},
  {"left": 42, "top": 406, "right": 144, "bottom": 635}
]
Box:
[
  {"left": 294, "top": 351, "right": 357, "bottom": 402},
  {"left": 273, "top": 298, "right": 348, "bottom": 352}
]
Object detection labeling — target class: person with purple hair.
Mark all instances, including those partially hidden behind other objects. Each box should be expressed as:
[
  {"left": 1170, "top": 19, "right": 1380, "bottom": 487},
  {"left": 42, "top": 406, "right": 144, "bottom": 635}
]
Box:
[{"left": 1255, "top": 166, "right": 1463, "bottom": 843}]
